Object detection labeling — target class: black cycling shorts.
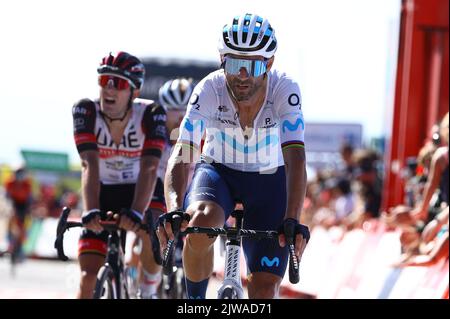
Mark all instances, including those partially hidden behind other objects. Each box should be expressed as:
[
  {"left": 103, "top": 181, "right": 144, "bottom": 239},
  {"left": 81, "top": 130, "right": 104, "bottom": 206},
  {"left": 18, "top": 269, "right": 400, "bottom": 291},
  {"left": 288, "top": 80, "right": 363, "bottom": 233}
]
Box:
[
  {"left": 78, "top": 179, "right": 165, "bottom": 256},
  {"left": 184, "top": 161, "right": 289, "bottom": 278}
]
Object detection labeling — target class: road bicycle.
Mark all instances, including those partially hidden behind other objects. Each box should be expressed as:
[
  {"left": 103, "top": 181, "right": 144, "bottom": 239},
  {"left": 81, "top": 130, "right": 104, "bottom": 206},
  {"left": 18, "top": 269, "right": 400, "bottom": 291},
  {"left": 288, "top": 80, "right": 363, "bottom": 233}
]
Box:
[
  {"left": 162, "top": 209, "right": 304, "bottom": 299},
  {"left": 54, "top": 207, "right": 161, "bottom": 299}
]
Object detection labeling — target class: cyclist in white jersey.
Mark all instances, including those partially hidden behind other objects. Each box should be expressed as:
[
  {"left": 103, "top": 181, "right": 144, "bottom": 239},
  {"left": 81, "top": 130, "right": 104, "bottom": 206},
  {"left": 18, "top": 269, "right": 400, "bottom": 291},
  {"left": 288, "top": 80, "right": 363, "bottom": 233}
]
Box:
[
  {"left": 72, "top": 51, "right": 167, "bottom": 298},
  {"left": 158, "top": 13, "right": 310, "bottom": 299}
]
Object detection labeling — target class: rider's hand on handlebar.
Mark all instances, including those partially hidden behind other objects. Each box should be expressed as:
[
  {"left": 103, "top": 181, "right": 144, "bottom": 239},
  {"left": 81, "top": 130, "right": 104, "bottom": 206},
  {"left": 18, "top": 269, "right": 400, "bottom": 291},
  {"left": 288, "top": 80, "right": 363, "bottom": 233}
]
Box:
[
  {"left": 278, "top": 218, "right": 310, "bottom": 262},
  {"left": 117, "top": 208, "right": 143, "bottom": 233},
  {"left": 156, "top": 210, "right": 190, "bottom": 250},
  {"left": 81, "top": 209, "right": 104, "bottom": 233}
]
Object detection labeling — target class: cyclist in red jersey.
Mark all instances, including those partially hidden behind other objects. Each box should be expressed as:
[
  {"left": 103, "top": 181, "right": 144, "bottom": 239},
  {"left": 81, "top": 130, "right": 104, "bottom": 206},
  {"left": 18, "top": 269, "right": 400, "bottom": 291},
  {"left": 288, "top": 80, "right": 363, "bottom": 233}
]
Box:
[
  {"left": 72, "top": 51, "right": 167, "bottom": 299},
  {"left": 4, "top": 167, "right": 33, "bottom": 258}
]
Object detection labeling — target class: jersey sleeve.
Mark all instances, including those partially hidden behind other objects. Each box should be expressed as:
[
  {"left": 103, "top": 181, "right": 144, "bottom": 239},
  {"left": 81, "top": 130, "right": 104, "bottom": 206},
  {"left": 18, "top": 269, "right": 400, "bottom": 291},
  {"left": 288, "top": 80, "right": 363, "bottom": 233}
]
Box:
[
  {"left": 141, "top": 103, "right": 167, "bottom": 158},
  {"left": 275, "top": 75, "right": 306, "bottom": 150},
  {"left": 72, "top": 99, "right": 98, "bottom": 153},
  {"left": 176, "top": 79, "right": 213, "bottom": 151}
]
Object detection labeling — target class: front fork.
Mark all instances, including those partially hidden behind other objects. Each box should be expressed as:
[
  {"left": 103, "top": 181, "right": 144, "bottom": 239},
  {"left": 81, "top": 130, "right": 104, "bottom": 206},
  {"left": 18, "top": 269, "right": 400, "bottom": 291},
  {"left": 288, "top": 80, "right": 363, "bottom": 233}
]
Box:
[{"left": 217, "top": 241, "right": 244, "bottom": 299}]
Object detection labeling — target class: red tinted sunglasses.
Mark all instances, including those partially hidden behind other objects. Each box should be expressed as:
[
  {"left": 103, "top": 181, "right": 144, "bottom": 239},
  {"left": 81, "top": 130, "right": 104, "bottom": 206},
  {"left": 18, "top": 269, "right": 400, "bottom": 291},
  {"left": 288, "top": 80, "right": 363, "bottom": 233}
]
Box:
[{"left": 98, "top": 75, "right": 131, "bottom": 90}]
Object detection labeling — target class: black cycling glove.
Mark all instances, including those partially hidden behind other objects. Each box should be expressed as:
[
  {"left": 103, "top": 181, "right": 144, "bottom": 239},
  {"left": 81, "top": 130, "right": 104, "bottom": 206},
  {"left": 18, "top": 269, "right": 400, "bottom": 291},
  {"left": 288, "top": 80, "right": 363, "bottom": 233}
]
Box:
[
  {"left": 278, "top": 218, "right": 310, "bottom": 243},
  {"left": 81, "top": 209, "right": 106, "bottom": 225},
  {"left": 158, "top": 209, "right": 190, "bottom": 232},
  {"left": 120, "top": 208, "right": 144, "bottom": 225}
]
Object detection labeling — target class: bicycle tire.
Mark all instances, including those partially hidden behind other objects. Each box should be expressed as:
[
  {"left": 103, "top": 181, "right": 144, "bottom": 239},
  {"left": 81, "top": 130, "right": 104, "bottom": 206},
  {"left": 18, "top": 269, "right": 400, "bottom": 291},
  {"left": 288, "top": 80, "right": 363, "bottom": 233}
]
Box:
[
  {"left": 167, "top": 268, "right": 185, "bottom": 299},
  {"left": 159, "top": 272, "right": 173, "bottom": 299},
  {"left": 219, "top": 285, "right": 238, "bottom": 299},
  {"left": 174, "top": 268, "right": 187, "bottom": 299},
  {"left": 93, "top": 265, "right": 117, "bottom": 299}
]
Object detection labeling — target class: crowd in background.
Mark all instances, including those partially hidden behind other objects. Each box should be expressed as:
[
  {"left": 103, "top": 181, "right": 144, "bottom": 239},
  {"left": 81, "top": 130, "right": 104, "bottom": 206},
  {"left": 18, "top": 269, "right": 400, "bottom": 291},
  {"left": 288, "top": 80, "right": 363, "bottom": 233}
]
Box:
[
  {"left": 0, "top": 170, "right": 80, "bottom": 221},
  {"left": 302, "top": 112, "right": 449, "bottom": 267}
]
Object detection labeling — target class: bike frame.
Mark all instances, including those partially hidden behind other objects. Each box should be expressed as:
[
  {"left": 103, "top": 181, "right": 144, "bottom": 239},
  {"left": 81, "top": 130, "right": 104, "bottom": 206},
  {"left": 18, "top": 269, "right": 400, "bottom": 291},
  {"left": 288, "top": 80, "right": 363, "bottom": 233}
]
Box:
[
  {"left": 55, "top": 207, "right": 157, "bottom": 299},
  {"left": 102, "top": 229, "right": 128, "bottom": 299},
  {"left": 216, "top": 211, "right": 245, "bottom": 299}
]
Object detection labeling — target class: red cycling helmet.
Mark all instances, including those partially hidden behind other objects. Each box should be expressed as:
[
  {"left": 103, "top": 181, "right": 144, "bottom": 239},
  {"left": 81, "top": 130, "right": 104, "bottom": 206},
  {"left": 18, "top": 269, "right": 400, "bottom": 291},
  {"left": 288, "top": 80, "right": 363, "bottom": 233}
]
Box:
[{"left": 97, "top": 51, "right": 145, "bottom": 90}]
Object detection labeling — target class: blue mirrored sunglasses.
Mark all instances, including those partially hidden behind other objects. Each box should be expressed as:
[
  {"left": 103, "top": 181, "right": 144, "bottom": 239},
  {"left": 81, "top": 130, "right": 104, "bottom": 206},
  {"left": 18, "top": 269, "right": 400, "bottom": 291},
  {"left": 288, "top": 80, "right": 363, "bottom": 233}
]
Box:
[{"left": 223, "top": 57, "right": 268, "bottom": 77}]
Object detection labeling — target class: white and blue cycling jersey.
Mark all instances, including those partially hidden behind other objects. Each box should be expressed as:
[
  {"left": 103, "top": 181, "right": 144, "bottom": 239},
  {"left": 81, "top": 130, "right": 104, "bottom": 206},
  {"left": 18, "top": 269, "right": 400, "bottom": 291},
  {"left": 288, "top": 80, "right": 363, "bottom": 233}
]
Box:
[{"left": 177, "top": 69, "right": 306, "bottom": 172}]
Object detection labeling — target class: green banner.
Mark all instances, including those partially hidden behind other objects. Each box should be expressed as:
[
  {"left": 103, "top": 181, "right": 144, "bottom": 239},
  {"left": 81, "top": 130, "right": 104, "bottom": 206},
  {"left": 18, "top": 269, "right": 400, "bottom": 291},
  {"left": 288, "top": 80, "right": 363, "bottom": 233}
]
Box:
[{"left": 21, "top": 150, "right": 69, "bottom": 172}]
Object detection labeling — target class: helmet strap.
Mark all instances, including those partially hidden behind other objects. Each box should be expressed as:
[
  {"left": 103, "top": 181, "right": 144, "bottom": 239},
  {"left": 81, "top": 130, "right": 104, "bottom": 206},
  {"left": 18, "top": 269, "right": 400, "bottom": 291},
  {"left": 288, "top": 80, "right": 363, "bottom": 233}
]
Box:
[{"left": 127, "top": 88, "right": 134, "bottom": 110}]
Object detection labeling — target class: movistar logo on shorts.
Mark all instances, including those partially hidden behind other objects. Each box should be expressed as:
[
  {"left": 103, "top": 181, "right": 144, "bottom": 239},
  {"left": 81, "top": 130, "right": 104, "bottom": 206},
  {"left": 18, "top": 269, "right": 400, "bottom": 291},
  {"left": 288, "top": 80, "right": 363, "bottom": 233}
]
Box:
[
  {"left": 261, "top": 256, "right": 280, "bottom": 268},
  {"left": 282, "top": 118, "right": 305, "bottom": 133}
]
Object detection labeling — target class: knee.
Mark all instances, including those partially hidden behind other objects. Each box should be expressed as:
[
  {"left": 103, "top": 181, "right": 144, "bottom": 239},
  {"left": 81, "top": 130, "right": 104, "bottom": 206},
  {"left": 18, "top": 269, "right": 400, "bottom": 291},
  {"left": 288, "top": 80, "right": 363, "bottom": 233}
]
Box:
[
  {"left": 184, "top": 203, "right": 224, "bottom": 252},
  {"left": 185, "top": 233, "right": 214, "bottom": 253},
  {"left": 185, "top": 211, "right": 215, "bottom": 250},
  {"left": 187, "top": 202, "right": 224, "bottom": 228}
]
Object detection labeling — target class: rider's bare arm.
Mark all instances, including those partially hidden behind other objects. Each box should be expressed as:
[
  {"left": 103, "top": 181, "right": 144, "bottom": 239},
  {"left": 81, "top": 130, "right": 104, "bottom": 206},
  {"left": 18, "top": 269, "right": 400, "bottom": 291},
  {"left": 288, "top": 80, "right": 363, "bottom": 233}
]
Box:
[
  {"left": 282, "top": 147, "right": 307, "bottom": 221},
  {"left": 132, "top": 155, "right": 160, "bottom": 214},
  {"left": 80, "top": 150, "right": 100, "bottom": 211},
  {"left": 164, "top": 142, "right": 199, "bottom": 212}
]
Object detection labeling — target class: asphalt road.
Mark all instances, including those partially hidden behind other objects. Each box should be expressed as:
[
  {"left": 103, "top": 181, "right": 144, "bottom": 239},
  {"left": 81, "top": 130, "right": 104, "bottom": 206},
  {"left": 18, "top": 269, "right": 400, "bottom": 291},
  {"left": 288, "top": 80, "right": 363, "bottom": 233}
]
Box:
[
  {"left": 0, "top": 257, "right": 79, "bottom": 298},
  {"left": 0, "top": 257, "right": 241, "bottom": 299}
]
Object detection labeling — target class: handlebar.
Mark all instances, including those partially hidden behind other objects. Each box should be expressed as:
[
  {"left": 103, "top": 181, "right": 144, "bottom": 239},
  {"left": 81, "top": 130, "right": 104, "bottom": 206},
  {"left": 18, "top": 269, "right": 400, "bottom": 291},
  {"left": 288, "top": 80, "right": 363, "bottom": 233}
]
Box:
[
  {"left": 54, "top": 207, "right": 159, "bottom": 263},
  {"left": 159, "top": 209, "right": 305, "bottom": 284},
  {"left": 182, "top": 226, "right": 279, "bottom": 239},
  {"left": 284, "top": 222, "right": 300, "bottom": 284},
  {"left": 162, "top": 213, "right": 185, "bottom": 275}
]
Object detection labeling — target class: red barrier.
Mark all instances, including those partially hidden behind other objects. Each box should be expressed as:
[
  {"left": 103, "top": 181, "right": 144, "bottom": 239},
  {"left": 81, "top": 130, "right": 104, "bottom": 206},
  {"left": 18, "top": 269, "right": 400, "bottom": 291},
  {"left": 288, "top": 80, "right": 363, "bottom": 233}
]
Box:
[{"left": 277, "top": 220, "right": 448, "bottom": 299}]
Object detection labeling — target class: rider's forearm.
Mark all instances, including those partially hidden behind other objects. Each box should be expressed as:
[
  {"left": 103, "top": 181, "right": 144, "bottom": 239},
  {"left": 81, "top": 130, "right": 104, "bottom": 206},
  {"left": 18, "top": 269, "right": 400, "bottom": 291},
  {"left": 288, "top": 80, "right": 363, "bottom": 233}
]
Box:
[
  {"left": 80, "top": 152, "right": 100, "bottom": 211},
  {"left": 132, "top": 155, "right": 160, "bottom": 214},
  {"left": 164, "top": 144, "right": 195, "bottom": 211},
  {"left": 283, "top": 149, "right": 307, "bottom": 221},
  {"left": 165, "top": 161, "right": 190, "bottom": 211}
]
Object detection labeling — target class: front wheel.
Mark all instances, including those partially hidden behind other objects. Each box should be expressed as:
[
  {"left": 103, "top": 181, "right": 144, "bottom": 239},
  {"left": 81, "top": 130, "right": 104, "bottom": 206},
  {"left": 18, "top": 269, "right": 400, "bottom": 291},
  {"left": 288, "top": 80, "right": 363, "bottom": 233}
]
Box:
[
  {"left": 219, "top": 285, "right": 238, "bottom": 299},
  {"left": 93, "top": 265, "right": 117, "bottom": 299},
  {"left": 170, "top": 267, "right": 186, "bottom": 299}
]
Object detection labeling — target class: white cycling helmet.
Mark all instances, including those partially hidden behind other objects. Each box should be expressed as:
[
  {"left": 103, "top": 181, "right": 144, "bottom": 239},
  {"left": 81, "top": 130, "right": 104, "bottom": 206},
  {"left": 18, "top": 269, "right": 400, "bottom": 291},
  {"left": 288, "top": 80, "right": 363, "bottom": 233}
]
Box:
[
  {"left": 158, "top": 78, "right": 194, "bottom": 111},
  {"left": 218, "top": 13, "right": 277, "bottom": 59}
]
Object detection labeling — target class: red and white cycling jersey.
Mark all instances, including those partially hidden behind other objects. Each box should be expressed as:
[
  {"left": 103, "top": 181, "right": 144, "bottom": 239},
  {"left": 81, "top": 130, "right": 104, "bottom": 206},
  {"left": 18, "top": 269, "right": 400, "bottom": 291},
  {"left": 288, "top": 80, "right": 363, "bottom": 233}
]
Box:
[{"left": 72, "top": 98, "right": 167, "bottom": 184}]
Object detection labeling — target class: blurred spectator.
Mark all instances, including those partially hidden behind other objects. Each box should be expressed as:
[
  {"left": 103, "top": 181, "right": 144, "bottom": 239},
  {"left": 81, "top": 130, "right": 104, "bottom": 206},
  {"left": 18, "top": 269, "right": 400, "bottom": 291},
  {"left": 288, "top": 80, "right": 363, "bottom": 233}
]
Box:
[
  {"left": 333, "top": 178, "right": 355, "bottom": 222},
  {"left": 411, "top": 112, "right": 449, "bottom": 222},
  {"left": 382, "top": 142, "right": 437, "bottom": 228},
  {"left": 313, "top": 177, "right": 355, "bottom": 229},
  {"left": 338, "top": 143, "right": 356, "bottom": 179},
  {"left": 383, "top": 112, "right": 449, "bottom": 263},
  {"left": 430, "top": 123, "right": 441, "bottom": 147},
  {"left": 353, "top": 149, "right": 382, "bottom": 219},
  {"left": 395, "top": 206, "right": 449, "bottom": 267}
]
